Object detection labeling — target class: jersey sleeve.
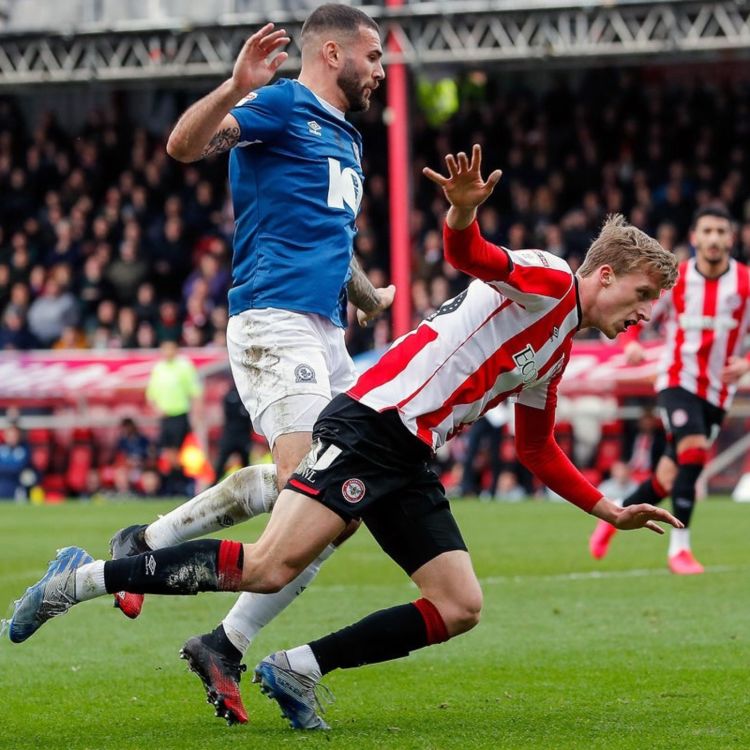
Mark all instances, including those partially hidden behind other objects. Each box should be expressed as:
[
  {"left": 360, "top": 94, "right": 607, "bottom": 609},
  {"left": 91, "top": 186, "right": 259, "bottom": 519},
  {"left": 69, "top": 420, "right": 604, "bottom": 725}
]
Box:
[
  {"left": 229, "top": 81, "right": 295, "bottom": 145},
  {"left": 513, "top": 375, "right": 603, "bottom": 513},
  {"left": 443, "top": 220, "right": 573, "bottom": 311}
]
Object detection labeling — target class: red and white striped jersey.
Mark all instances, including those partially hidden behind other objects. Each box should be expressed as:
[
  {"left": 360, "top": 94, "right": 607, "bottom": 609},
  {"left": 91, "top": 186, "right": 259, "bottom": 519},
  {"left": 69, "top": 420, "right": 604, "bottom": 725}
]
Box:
[
  {"left": 652, "top": 258, "right": 750, "bottom": 409},
  {"left": 348, "top": 246, "right": 581, "bottom": 450}
]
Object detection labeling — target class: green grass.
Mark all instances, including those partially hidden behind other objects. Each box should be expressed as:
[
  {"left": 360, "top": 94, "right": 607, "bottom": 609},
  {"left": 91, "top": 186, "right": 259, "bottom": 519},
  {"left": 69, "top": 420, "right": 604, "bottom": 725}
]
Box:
[{"left": 0, "top": 498, "right": 748, "bottom": 750}]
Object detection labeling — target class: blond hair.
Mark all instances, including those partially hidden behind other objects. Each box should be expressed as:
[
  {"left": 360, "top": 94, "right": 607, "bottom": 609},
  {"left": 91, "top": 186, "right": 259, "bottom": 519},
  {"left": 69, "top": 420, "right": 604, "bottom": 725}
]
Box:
[{"left": 578, "top": 214, "right": 678, "bottom": 290}]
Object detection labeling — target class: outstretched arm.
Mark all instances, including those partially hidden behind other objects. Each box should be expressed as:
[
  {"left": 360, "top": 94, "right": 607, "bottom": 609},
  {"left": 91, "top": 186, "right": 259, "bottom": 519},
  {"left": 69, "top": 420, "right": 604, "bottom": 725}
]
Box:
[
  {"left": 348, "top": 256, "right": 396, "bottom": 328},
  {"left": 166, "top": 23, "right": 289, "bottom": 162},
  {"left": 515, "top": 400, "right": 683, "bottom": 534}
]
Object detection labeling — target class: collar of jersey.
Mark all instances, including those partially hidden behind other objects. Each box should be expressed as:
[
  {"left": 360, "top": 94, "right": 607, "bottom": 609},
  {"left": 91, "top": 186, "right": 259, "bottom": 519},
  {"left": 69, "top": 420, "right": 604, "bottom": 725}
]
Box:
[{"left": 293, "top": 79, "right": 346, "bottom": 121}]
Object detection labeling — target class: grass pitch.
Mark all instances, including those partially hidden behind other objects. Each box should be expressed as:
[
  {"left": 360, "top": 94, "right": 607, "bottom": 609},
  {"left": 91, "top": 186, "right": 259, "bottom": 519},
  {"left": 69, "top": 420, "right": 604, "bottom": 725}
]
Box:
[{"left": 0, "top": 498, "right": 748, "bottom": 750}]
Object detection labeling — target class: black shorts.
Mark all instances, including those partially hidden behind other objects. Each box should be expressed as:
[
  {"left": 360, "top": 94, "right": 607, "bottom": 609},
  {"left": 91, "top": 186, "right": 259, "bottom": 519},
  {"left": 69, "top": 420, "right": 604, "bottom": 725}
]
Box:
[
  {"left": 287, "top": 394, "right": 467, "bottom": 576},
  {"left": 657, "top": 387, "right": 725, "bottom": 457}
]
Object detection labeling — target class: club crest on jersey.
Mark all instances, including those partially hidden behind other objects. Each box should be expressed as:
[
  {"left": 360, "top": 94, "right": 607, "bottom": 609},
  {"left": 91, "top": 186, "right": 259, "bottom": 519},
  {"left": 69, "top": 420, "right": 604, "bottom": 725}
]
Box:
[
  {"left": 670, "top": 408, "right": 689, "bottom": 429},
  {"left": 307, "top": 120, "right": 322, "bottom": 136},
  {"left": 295, "top": 364, "right": 317, "bottom": 383},
  {"left": 342, "top": 478, "right": 366, "bottom": 504},
  {"left": 512, "top": 344, "right": 538, "bottom": 383}
]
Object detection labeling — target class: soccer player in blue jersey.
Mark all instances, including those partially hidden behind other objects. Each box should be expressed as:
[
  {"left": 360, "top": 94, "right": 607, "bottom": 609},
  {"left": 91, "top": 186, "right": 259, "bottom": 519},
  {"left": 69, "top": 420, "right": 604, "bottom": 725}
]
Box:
[{"left": 107, "top": 5, "right": 392, "bottom": 724}]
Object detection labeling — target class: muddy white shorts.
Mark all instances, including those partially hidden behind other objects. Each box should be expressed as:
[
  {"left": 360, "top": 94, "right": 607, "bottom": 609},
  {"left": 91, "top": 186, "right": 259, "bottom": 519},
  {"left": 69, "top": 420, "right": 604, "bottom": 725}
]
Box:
[{"left": 227, "top": 308, "right": 357, "bottom": 447}]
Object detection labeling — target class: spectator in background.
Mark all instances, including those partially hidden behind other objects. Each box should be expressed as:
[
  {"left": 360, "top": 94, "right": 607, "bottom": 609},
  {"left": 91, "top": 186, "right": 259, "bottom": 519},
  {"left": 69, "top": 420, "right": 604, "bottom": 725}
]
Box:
[
  {"left": 0, "top": 424, "right": 33, "bottom": 500},
  {"left": 26, "top": 275, "right": 78, "bottom": 347},
  {"left": 145, "top": 338, "right": 202, "bottom": 450},
  {"left": 597, "top": 461, "right": 638, "bottom": 504},
  {"left": 105, "top": 238, "right": 149, "bottom": 306},
  {"left": 0, "top": 305, "right": 37, "bottom": 350},
  {"left": 459, "top": 404, "right": 509, "bottom": 500},
  {"left": 115, "top": 417, "right": 152, "bottom": 469},
  {"left": 214, "top": 382, "right": 253, "bottom": 480}
]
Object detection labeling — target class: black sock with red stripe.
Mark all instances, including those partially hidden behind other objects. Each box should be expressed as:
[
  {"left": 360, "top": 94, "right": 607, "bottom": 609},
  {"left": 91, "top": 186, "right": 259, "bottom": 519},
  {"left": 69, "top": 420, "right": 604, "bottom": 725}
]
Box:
[
  {"left": 622, "top": 475, "right": 668, "bottom": 507},
  {"left": 103, "top": 540, "right": 244, "bottom": 595},
  {"left": 309, "top": 598, "right": 449, "bottom": 675}
]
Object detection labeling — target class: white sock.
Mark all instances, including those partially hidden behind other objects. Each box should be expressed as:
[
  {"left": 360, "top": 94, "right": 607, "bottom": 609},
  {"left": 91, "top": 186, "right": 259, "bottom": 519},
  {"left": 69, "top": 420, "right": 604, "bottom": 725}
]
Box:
[
  {"left": 669, "top": 528, "right": 691, "bottom": 557},
  {"left": 221, "top": 544, "right": 336, "bottom": 655},
  {"left": 145, "top": 464, "right": 278, "bottom": 549},
  {"left": 285, "top": 644, "right": 322, "bottom": 682},
  {"left": 74, "top": 561, "right": 107, "bottom": 601}
]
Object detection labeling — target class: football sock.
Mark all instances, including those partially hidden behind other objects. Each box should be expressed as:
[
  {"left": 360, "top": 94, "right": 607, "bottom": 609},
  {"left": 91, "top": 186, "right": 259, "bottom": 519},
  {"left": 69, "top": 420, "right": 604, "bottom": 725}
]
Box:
[
  {"left": 144, "top": 465, "right": 278, "bottom": 549},
  {"left": 286, "top": 644, "right": 323, "bottom": 682},
  {"left": 75, "top": 561, "right": 107, "bottom": 601},
  {"left": 221, "top": 543, "right": 336, "bottom": 655},
  {"left": 671, "top": 458, "right": 704, "bottom": 527},
  {"left": 622, "top": 475, "right": 668, "bottom": 507},
  {"left": 103, "top": 540, "right": 244, "bottom": 595},
  {"left": 309, "top": 598, "right": 449, "bottom": 675},
  {"left": 669, "top": 528, "right": 691, "bottom": 557}
]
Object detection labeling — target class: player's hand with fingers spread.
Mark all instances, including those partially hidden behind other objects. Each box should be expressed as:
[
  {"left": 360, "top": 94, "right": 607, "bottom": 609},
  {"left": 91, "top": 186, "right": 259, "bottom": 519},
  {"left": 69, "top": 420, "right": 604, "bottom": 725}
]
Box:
[
  {"left": 232, "top": 23, "right": 291, "bottom": 95},
  {"left": 423, "top": 144, "right": 503, "bottom": 230},
  {"left": 591, "top": 497, "right": 684, "bottom": 535}
]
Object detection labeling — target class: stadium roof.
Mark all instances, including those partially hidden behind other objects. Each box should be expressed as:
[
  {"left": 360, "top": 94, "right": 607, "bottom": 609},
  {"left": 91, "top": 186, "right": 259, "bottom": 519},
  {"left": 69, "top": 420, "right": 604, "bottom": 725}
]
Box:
[{"left": 2, "top": 1, "right": 750, "bottom": 87}]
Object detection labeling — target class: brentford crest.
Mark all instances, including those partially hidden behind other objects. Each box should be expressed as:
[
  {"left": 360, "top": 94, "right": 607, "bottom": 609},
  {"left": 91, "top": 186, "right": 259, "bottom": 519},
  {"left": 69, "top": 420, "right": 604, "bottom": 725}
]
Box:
[{"left": 341, "top": 478, "right": 366, "bottom": 504}]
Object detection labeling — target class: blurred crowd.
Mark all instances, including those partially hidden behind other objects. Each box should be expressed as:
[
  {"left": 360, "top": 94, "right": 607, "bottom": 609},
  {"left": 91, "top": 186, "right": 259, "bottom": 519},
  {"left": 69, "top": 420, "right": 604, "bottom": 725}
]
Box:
[
  {"left": 3, "top": 69, "right": 750, "bottom": 357},
  {"left": 2, "top": 66, "right": 750, "bottom": 499}
]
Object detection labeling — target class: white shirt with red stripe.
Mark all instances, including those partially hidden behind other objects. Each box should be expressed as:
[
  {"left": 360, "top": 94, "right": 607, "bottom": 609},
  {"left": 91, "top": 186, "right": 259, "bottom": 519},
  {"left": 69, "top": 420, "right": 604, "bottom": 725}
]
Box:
[
  {"left": 636, "top": 258, "right": 750, "bottom": 410},
  {"left": 347, "top": 220, "right": 604, "bottom": 513}
]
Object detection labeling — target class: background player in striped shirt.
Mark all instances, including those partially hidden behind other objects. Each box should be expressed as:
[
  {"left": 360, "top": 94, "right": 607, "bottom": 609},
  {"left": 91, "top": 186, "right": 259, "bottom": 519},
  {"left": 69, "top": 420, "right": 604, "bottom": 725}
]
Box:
[
  {"left": 108, "top": 5, "right": 393, "bottom": 724},
  {"left": 9, "top": 145, "right": 682, "bottom": 731},
  {"left": 590, "top": 205, "right": 749, "bottom": 574}
]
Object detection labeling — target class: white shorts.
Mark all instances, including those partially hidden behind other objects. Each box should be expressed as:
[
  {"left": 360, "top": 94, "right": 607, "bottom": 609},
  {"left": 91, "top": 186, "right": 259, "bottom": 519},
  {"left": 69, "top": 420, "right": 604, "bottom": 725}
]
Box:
[{"left": 227, "top": 308, "right": 358, "bottom": 447}]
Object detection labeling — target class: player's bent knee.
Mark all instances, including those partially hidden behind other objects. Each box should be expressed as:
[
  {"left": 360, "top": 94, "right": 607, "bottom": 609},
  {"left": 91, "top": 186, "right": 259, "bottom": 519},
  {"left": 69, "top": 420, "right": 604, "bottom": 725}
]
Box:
[{"left": 440, "top": 593, "right": 483, "bottom": 637}]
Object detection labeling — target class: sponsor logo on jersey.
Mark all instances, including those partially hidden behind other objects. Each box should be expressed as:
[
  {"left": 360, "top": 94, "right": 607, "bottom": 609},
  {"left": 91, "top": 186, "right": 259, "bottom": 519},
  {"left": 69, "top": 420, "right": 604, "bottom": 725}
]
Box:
[
  {"left": 327, "top": 157, "right": 363, "bottom": 214},
  {"left": 678, "top": 313, "right": 738, "bottom": 332},
  {"left": 295, "top": 364, "right": 317, "bottom": 383},
  {"left": 670, "top": 408, "right": 689, "bottom": 428},
  {"left": 307, "top": 120, "right": 322, "bottom": 136},
  {"left": 352, "top": 142, "right": 361, "bottom": 164},
  {"left": 551, "top": 326, "right": 559, "bottom": 340},
  {"left": 342, "top": 478, "right": 366, "bottom": 503},
  {"left": 512, "top": 344, "right": 538, "bottom": 383},
  {"left": 145, "top": 555, "right": 156, "bottom": 576}
]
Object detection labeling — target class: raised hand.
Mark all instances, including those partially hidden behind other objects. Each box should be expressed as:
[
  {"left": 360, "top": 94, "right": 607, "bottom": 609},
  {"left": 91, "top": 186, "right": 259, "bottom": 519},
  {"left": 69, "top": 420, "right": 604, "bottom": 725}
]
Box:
[
  {"left": 423, "top": 144, "right": 502, "bottom": 211},
  {"left": 232, "top": 23, "right": 291, "bottom": 95}
]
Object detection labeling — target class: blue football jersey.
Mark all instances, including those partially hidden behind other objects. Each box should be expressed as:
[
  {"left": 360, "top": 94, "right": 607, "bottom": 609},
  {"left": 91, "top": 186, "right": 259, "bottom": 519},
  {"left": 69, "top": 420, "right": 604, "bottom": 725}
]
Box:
[{"left": 227, "top": 78, "right": 365, "bottom": 327}]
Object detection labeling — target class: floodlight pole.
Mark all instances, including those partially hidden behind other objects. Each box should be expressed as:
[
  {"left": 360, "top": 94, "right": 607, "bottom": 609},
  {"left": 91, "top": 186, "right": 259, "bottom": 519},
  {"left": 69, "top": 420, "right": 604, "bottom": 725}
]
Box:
[{"left": 385, "top": 0, "right": 412, "bottom": 339}]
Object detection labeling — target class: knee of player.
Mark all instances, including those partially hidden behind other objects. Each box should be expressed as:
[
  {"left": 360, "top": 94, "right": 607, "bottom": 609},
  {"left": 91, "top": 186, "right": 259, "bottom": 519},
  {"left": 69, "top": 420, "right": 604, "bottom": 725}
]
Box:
[{"left": 444, "top": 592, "right": 484, "bottom": 636}]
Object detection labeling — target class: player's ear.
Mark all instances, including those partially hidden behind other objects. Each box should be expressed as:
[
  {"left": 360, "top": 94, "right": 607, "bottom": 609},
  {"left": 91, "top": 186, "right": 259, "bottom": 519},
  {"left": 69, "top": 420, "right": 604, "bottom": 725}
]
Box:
[
  {"left": 323, "top": 40, "right": 340, "bottom": 67},
  {"left": 599, "top": 264, "right": 614, "bottom": 287}
]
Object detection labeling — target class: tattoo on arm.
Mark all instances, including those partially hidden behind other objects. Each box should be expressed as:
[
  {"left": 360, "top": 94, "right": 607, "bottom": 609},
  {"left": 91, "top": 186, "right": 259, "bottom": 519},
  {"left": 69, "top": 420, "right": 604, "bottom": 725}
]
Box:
[
  {"left": 348, "top": 256, "right": 381, "bottom": 314},
  {"left": 201, "top": 126, "right": 241, "bottom": 157}
]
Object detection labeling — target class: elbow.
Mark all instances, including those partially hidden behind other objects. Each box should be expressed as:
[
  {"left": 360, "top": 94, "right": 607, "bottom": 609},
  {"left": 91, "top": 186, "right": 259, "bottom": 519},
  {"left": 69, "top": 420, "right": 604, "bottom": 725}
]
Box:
[{"left": 166, "top": 134, "right": 200, "bottom": 163}]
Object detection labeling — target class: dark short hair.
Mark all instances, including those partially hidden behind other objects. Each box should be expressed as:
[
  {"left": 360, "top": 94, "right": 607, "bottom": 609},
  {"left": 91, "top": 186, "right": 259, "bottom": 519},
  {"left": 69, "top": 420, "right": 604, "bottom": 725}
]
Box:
[
  {"left": 692, "top": 204, "right": 732, "bottom": 228},
  {"left": 301, "top": 3, "right": 379, "bottom": 43}
]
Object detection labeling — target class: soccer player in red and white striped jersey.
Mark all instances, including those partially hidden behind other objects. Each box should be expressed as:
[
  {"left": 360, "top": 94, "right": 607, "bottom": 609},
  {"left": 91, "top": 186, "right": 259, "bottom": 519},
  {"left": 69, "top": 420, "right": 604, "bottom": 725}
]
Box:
[
  {"left": 590, "top": 205, "right": 749, "bottom": 574},
  {"left": 10, "top": 146, "right": 682, "bottom": 730}
]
